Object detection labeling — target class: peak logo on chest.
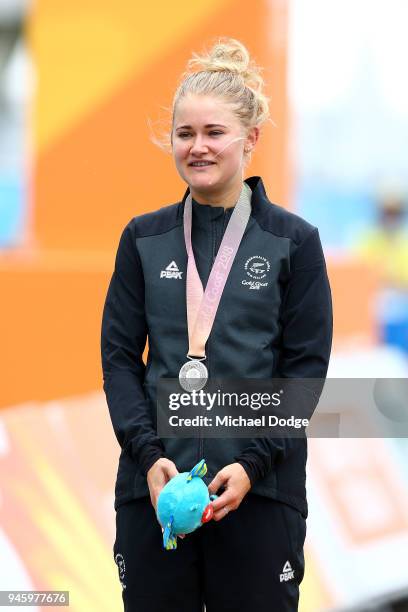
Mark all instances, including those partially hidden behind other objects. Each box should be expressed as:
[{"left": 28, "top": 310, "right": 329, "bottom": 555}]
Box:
[{"left": 160, "top": 260, "right": 183, "bottom": 279}]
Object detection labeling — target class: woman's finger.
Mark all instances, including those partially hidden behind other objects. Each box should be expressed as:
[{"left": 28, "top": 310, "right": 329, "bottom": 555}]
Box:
[
  {"left": 212, "top": 503, "right": 237, "bottom": 522},
  {"left": 210, "top": 490, "right": 234, "bottom": 513}
]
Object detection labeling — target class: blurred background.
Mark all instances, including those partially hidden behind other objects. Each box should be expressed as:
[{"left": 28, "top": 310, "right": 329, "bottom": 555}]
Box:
[{"left": 0, "top": 0, "right": 407, "bottom": 610}]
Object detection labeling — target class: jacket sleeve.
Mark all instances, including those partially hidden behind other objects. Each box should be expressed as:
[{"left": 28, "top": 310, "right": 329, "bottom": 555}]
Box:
[
  {"left": 234, "top": 227, "right": 333, "bottom": 485},
  {"left": 101, "top": 220, "right": 166, "bottom": 476}
]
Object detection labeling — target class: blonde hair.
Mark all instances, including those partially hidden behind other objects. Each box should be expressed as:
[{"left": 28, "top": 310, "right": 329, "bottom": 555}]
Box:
[{"left": 149, "top": 37, "right": 273, "bottom": 162}]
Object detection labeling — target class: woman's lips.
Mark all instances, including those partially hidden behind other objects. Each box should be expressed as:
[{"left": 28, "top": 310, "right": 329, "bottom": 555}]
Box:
[{"left": 189, "top": 162, "right": 216, "bottom": 170}]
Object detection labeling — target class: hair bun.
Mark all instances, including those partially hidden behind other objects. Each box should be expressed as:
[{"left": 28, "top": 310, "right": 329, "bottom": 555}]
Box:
[
  {"left": 187, "top": 37, "right": 263, "bottom": 92},
  {"left": 209, "top": 38, "right": 249, "bottom": 73}
]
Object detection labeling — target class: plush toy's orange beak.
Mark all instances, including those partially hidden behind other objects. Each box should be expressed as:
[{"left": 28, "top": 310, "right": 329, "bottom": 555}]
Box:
[{"left": 201, "top": 503, "right": 214, "bottom": 523}]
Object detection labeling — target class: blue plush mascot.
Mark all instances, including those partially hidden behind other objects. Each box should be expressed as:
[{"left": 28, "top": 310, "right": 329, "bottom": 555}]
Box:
[{"left": 157, "top": 459, "right": 217, "bottom": 550}]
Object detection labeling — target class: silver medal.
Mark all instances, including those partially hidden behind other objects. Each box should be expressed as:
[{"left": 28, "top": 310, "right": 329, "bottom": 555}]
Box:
[{"left": 179, "top": 359, "right": 208, "bottom": 392}]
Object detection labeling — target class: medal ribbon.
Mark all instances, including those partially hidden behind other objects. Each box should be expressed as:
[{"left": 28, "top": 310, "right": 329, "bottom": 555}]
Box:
[{"left": 183, "top": 181, "right": 252, "bottom": 359}]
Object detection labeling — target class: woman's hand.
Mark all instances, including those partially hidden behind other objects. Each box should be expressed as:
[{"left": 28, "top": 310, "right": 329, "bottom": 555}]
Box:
[
  {"left": 146, "top": 457, "right": 186, "bottom": 539},
  {"left": 147, "top": 457, "right": 179, "bottom": 512},
  {"left": 208, "top": 462, "right": 251, "bottom": 521}
]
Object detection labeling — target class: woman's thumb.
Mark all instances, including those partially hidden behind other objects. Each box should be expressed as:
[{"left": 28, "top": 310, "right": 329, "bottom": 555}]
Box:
[
  {"left": 163, "top": 460, "right": 179, "bottom": 480},
  {"left": 208, "top": 472, "right": 225, "bottom": 495}
]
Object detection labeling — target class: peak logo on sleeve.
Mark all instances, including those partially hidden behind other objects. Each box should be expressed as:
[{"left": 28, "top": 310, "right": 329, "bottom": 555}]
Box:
[
  {"left": 279, "top": 560, "right": 295, "bottom": 582},
  {"left": 160, "top": 260, "right": 183, "bottom": 279}
]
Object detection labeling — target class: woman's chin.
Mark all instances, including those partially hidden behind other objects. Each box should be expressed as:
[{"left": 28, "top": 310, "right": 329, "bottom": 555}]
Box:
[{"left": 187, "top": 171, "right": 221, "bottom": 190}]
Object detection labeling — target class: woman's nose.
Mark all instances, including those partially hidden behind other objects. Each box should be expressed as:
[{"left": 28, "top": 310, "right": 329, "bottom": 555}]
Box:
[{"left": 190, "top": 136, "right": 209, "bottom": 154}]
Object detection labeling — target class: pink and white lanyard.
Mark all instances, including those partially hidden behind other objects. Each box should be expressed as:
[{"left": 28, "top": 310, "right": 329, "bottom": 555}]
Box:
[{"left": 183, "top": 181, "right": 252, "bottom": 360}]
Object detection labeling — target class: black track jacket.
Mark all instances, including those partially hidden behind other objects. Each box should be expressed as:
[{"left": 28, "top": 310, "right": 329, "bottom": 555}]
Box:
[{"left": 101, "top": 175, "right": 333, "bottom": 518}]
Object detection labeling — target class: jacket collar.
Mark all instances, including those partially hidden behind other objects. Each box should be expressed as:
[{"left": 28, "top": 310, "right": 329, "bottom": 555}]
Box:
[{"left": 179, "top": 176, "right": 269, "bottom": 220}]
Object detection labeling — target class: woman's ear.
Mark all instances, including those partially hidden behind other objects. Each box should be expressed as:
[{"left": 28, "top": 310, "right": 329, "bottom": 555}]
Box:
[{"left": 244, "top": 126, "right": 260, "bottom": 153}]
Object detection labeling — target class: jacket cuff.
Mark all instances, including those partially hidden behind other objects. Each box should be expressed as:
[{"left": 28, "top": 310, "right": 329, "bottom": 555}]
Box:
[
  {"left": 134, "top": 443, "right": 167, "bottom": 476},
  {"left": 235, "top": 454, "right": 266, "bottom": 486}
]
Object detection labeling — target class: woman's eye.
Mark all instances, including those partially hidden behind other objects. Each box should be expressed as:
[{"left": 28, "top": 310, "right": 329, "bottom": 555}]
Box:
[{"left": 177, "top": 131, "right": 223, "bottom": 138}]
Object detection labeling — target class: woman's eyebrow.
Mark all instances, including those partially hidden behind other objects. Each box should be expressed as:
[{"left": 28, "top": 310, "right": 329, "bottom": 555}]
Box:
[{"left": 175, "top": 123, "right": 227, "bottom": 130}]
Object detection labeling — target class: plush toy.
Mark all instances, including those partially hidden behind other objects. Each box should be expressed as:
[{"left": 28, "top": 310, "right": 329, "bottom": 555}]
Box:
[{"left": 157, "top": 458, "right": 217, "bottom": 550}]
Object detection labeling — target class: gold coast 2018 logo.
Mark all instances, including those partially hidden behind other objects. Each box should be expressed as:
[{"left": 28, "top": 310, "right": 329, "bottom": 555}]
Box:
[{"left": 242, "top": 255, "right": 270, "bottom": 290}]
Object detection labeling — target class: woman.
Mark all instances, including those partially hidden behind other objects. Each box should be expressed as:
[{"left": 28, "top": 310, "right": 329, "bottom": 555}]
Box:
[{"left": 101, "top": 37, "right": 333, "bottom": 612}]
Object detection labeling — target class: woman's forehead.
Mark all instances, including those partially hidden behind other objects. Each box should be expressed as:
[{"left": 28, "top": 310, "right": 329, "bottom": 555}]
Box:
[{"left": 174, "top": 94, "right": 236, "bottom": 127}]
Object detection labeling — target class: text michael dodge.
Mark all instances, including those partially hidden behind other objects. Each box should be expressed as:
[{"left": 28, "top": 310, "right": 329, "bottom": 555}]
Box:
[{"left": 168, "top": 415, "right": 309, "bottom": 429}]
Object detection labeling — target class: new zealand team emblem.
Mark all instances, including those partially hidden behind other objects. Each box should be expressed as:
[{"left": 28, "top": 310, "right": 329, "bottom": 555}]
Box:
[{"left": 244, "top": 256, "right": 270, "bottom": 279}]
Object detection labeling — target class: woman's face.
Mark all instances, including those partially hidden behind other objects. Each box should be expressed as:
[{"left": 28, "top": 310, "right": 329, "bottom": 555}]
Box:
[{"left": 172, "top": 93, "right": 252, "bottom": 196}]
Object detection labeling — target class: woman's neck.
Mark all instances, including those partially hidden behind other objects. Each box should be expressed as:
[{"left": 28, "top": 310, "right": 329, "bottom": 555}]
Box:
[{"left": 190, "top": 181, "right": 244, "bottom": 210}]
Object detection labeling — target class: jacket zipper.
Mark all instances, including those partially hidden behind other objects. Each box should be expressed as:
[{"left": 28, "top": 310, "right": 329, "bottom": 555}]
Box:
[{"left": 198, "top": 209, "right": 228, "bottom": 464}]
